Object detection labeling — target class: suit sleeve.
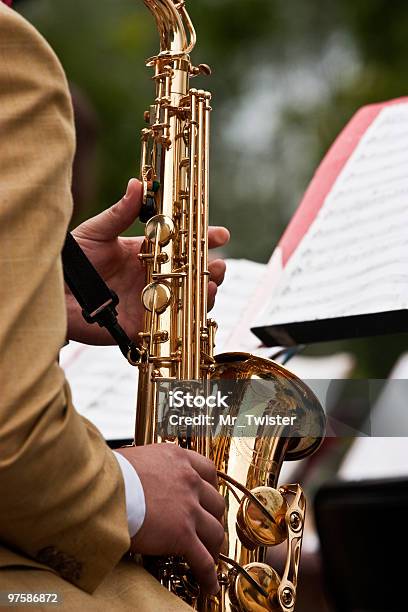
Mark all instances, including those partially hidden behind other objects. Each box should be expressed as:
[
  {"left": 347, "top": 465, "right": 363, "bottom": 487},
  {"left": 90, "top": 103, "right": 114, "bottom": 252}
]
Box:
[{"left": 0, "top": 5, "right": 130, "bottom": 592}]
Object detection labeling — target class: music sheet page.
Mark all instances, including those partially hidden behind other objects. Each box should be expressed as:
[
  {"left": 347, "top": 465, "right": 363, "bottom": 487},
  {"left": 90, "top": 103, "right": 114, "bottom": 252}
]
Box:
[
  {"left": 254, "top": 103, "right": 408, "bottom": 327},
  {"left": 60, "top": 342, "right": 138, "bottom": 440}
]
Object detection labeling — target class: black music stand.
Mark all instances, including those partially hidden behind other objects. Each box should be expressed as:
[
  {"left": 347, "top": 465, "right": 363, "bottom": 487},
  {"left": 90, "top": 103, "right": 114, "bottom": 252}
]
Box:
[{"left": 252, "top": 309, "right": 408, "bottom": 348}]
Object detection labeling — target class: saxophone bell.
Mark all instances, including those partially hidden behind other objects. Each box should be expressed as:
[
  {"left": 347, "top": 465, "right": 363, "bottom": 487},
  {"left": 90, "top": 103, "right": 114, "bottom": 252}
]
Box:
[{"left": 211, "top": 352, "right": 324, "bottom": 612}]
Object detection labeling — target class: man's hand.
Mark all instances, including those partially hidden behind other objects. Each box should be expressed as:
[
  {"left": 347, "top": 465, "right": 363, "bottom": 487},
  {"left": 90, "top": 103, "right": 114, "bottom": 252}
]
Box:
[
  {"left": 66, "top": 179, "right": 230, "bottom": 345},
  {"left": 117, "top": 444, "right": 225, "bottom": 595}
]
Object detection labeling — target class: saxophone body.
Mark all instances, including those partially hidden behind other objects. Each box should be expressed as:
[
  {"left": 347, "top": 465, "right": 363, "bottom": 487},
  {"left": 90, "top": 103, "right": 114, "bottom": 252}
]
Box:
[{"left": 135, "top": 2, "right": 325, "bottom": 610}]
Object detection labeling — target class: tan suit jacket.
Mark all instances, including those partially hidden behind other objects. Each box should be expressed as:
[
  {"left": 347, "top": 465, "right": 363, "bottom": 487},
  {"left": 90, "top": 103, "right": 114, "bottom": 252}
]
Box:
[{"left": 0, "top": 4, "right": 188, "bottom": 610}]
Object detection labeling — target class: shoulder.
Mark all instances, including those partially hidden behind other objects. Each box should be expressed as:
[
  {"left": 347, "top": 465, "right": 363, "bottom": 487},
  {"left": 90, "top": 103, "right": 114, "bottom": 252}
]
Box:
[
  {"left": 0, "top": 4, "right": 75, "bottom": 228},
  {"left": 0, "top": 3, "right": 64, "bottom": 74},
  {"left": 0, "top": 4, "right": 75, "bottom": 178},
  {"left": 0, "top": 3, "right": 74, "bottom": 131}
]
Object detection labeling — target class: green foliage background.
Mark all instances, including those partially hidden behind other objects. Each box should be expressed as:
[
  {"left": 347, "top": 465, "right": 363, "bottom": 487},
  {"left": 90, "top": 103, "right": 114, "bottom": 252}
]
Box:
[{"left": 18, "top": 0, "right": 408, "bottom": 376}]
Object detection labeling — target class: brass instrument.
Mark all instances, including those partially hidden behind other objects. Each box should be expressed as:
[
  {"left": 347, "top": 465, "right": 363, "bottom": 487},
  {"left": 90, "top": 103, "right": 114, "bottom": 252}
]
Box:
[{"left": 135, "top": 1, "right": 325, "bottom": 610}]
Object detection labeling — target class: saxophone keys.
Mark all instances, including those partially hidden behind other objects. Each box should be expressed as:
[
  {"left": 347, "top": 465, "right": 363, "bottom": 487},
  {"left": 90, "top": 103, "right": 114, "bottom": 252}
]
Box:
[
  {"left": 145, "top": 214, "right": 175, "bottom": 246},
  {"left": 142, "top": 282, "right": 172, "bottom": 314},
  {"left": 190, "top": 63, "right": 212, "bottom": 77},
  {"left": 233, "top": 562, "right": 281, "bottom": 612},
  {"left": 278, "top": 584, "right": 296, "bottom": 611},
  {"left": 237, "top": 486, "right": 288, "bottom": 548}
]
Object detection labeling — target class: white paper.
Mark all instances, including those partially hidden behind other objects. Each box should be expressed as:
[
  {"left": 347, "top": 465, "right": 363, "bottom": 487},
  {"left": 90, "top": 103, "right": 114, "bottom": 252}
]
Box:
[
  {"left": 211, "top": 258, "right": 268, "bottom": 353},
  {"left": 339, "top": 353, "right": 408, "bottom": 481},
  {"left": 254, "top": 102, "right": 408, "bottom": 327},
  {"left": 216, "top": 249, "right": 284, "bottom": 354},
  {"left": 60, "top": 342, "right": 138, "bottom": 440}
]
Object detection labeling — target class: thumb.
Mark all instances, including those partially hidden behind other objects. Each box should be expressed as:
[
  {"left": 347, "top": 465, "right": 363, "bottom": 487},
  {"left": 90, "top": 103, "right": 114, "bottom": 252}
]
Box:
[{"left": 74, "top": 178, "right": 143, "bottom": 241}]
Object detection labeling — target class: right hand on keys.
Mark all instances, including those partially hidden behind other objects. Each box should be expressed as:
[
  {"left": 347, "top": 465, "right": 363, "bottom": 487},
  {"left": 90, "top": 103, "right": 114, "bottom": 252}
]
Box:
[{"left": 116, "top": 444, "right": 226, "bottom": 595}]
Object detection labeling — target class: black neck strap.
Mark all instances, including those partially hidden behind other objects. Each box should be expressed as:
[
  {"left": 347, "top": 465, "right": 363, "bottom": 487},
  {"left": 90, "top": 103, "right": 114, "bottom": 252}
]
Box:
[{"left": 62, "top": 233, "right": 140, "bottom": 365}]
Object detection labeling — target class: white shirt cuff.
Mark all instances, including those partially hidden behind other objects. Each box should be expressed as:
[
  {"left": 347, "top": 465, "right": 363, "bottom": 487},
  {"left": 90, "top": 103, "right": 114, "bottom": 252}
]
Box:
[{"left": 113, "top": 451, "right": 146, "bottom": 538}]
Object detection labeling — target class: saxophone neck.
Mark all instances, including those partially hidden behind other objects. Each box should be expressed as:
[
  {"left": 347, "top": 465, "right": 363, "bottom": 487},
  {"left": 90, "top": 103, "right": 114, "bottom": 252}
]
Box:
[{"left": 143, "top": 0, "right": 196, "bottom": 55}]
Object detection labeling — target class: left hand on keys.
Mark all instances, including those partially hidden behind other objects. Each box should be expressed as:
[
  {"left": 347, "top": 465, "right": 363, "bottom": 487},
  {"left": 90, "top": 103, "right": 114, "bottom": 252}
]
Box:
[{"left": 65, "top": 178, "right": 230, "bottom": 345}]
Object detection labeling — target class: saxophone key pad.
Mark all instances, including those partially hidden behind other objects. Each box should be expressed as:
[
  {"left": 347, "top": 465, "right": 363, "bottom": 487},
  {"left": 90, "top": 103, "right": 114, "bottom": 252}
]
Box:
[
  {"left": 142, "top": 282, "right": 172, "bottom": 313},
  {"left": 145, "top": 214, "right": 175, "bottom": 246},
  {"left": 237, "top": 486, "right": 288, "bottom": 547},
  {"left": 234, "top": 563, "right": 281, "bottom": 612}
]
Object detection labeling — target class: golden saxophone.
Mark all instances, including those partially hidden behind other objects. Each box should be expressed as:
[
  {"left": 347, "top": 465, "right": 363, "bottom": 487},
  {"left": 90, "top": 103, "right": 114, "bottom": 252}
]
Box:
[{"left": 134, "top": 1, "right": 325, "bottom": 610}]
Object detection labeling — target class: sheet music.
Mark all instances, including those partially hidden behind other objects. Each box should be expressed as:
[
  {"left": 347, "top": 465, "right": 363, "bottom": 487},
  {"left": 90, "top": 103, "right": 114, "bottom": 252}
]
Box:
[
  {"left": 254, "top": 102, "right": 408, "bottom": 327},
  {"left": 217, "top": 249, "right": 285, "bottom": 354},
  {"left": 60, "top": 342, "right": 138, "bottom": 440},
  {"left": 211, "top": 258, "right": 268, "bottom": 353}
]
